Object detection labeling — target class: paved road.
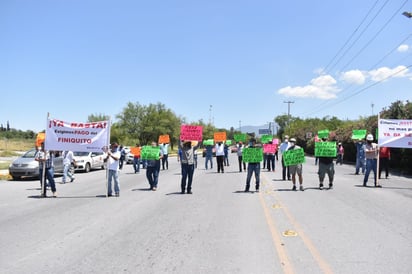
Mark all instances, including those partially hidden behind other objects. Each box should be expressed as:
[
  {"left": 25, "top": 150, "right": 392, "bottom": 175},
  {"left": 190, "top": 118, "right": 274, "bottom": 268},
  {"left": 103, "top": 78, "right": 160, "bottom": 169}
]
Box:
[{"left": 0, "top": 153, "right": 411, "bottom": 274}]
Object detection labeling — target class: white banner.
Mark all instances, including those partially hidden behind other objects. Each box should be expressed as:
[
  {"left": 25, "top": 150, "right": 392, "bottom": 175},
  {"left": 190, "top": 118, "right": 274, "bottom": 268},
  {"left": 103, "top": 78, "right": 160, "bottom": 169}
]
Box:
[
  {"left": 378, "top": 119, "right": 412, "bottom": 148},
  {"left": 45, "top": 118, "right": 110, "bottom": 152}
]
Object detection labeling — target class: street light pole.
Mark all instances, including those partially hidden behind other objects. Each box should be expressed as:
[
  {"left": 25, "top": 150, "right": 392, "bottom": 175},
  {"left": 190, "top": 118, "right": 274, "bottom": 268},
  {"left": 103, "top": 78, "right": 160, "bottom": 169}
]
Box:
[{"left": 283, "top": 101, "right": 294, "bottom": 134}]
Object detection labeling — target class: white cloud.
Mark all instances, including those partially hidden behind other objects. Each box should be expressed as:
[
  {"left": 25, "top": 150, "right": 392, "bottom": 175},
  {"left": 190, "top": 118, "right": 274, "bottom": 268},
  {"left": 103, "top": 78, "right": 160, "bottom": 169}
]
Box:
[
  {"left": 341, "top": 69, "right": 366, "bottom": 85},
  {"left": 277, "top": 75, "right": 340, "bottom": 99},
  {"left": 368, "top": 65, "right": 409, "bottom": 82},
  {"left": 397, "top": 44, "right": 409, "bottom": 52}
]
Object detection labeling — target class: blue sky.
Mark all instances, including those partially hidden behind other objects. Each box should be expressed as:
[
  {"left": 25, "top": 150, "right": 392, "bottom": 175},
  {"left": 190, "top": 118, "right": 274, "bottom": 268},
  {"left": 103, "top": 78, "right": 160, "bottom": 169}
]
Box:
[{"left": 1, "top": 0, "right": 411, "bottom": 133}]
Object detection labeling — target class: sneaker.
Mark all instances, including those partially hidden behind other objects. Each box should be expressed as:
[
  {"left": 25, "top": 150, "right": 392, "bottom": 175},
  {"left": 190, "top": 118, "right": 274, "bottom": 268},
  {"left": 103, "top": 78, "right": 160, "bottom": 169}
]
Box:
[
  {"left": 329, "top": 183, "right": 333, "bottom": 189},
  {"left": 375, "top": 184, "right": 382, "bottom": 188},
  {"left": 152, "top": 187, "right": 157, "bottom": 191},
  {"left": 107, "top": 193, "right": 113, "bottom": 197},
  {"left": 299, "top": 185, "right": 304, "bottom": 191},
  {"left": 115, "top": 192, "right": 120, "bottom": 197},
  {"left": 71, "top": 177, "right": 75, "bottom": 183},
  {"left": 255, "top": 189, "right": 260, "bottom": 193},
  {"left": 244, "top": 188, "right": 250, "bottom": 192},
  {"left": 292, "top": 185, "right": 297, "bottom": 191},
  {"left": 319, "top": 184, "right": 324, "bottom": 190},
  {"left": 187, "top": 190, "right": 193, "bottom": 194},
  {"left": 52, "top": 192, "right": 57, "bottom": 198}
]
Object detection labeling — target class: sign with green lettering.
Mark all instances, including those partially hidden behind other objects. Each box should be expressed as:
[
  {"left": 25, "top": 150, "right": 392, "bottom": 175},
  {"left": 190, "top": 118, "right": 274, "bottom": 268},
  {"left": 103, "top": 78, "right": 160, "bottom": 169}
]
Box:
[
  {"left": 234, "top": 133, "right": 247, "bottom": 143},
  {"left": 141, "top": 146, "right": 160, "bottom": 160},
  {"left": 315, "top": 141, "right": 337, "bottom": 157},
  {"left": 351, "top": 129, "right": 366, "bottom": 140},
  {"left": 283, "top": 148, "right": 305, "bottom": 166},
  {"left": 242, "top": 147, "right": 263, "bottom": 163}
]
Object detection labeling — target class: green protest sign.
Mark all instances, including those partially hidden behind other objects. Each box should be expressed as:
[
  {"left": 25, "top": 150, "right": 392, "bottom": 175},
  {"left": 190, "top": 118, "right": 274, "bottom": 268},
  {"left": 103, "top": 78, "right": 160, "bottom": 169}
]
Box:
[
  {"left": 225, "top": 140, "right": 232, "bottom": 145},
  {"left": 261, "top": 134, "right": 273, "bottom": 144},
  {"left": 242, "top": 148, "right": 263, "bottom": 163},
  {"left": 234, "top": 133, "right": 247, "bottom": 143},
  {"left": 317, "top": 130, "right": 329, "bottom": 139},
  {"left": 351, "top": 129, "right": 366, "bottom": 140},
  {"left": 283, "top": 148, "right": 306, "bottom": 166},
  {"left": 315, "top": 141, "right": 337, "bottom": 157},
  {"left": 141, "top": 146, "right": 160, "bottom": 160},
  {"left": 203, "top": 139, "right": 214, "bottom": 146}
]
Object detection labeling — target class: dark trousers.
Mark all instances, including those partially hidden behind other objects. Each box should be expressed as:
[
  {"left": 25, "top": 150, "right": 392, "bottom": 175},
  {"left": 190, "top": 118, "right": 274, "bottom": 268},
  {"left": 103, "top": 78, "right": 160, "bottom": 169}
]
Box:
[
  {"left": 267, "top": 154, "right": 275, "bottom": 171},
  {"left": 146, "top": 166, "right": 159, "bottom": 188},
  {"left": 245, "top": 163, "right": 260, "bottom": 191},
  {"left": 181, "top": 163, "right": 195, "bottom": 192},
  {"left": 238, "top": 156, "right": 246, "bottom": 172},
  {"left": 379, "top": 157, "right": 389, "bottom": 179},
  {"left": 216, "top": 155, "right": 224, "bottom": 173},
  {"left": 162, "top": 154, "right": 169, "bottom": 170},
  {"left": 282, "top": 157, "right": 290, "bottom": 180}
]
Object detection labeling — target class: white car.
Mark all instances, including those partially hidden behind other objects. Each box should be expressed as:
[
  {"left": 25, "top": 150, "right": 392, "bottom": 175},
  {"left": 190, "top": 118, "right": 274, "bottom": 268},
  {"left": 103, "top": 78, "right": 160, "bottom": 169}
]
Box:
[{"left": 73, "top": 151, "right": 106, "bottom": 173}]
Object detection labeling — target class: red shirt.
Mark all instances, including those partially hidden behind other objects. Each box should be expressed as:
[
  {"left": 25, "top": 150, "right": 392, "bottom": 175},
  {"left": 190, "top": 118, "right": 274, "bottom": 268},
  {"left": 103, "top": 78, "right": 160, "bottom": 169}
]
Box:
[{"left": 379, "top": 147, "right": 390, "bottom": 158}]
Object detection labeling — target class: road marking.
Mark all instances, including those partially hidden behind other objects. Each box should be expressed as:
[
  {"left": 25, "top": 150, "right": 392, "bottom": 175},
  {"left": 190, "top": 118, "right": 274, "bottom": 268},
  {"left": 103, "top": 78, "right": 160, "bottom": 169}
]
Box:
[
  {"left": 258, "top": 191, "right": 295, "bottom": 274},
  {"left": 282, "top": 230, "right": 298, "bottom": 237}
]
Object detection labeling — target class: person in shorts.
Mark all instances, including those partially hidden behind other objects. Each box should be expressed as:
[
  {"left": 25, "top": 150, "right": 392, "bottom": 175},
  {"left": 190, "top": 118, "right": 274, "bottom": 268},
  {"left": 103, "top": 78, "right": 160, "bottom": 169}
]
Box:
[{"left": 287, "top": 138, "right": 304, "bottom": 191}]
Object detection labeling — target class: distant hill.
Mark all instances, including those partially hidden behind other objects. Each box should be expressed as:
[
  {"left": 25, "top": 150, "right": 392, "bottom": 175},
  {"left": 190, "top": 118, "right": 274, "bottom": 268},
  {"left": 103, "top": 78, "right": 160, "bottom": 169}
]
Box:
[{"left": 240, "top": 124, "right": 278, "bottom": 137}]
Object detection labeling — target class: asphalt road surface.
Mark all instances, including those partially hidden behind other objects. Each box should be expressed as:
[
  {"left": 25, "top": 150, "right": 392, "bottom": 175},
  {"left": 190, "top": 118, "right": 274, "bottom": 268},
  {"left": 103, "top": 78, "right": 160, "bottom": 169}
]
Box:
[{"left": 1, "top": 153, "right": 411, "bottom": 274}]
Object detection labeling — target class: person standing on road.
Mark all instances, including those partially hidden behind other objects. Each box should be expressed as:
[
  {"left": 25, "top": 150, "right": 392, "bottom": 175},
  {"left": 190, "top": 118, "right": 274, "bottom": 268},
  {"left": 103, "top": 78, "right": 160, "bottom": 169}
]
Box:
[
  {"left": 244, "top": 138, "right": 262, "bottom": 192},
  {"left": 237, "top": 142, "right": 246, "bottom": 172},
  {"left": 379, "top": 146, "right": 391, "bottom": 179},
  {"left": 279, "top": 135, "right": 290, "bottom": 180},
  {"left": 35, "top": 142, "right": 57, "bottom": 197},
  {"left": 287, "top": 138, "right": 304, "bottom": 191},
  {"left": 317, "top": 137, "right": 335, "bottom": 190},
  {"left": 223, "top": 142, "right": 230, "bottom": 166},
  {"left": 215, "top": 142, "right": 225, "bottom": 173},
  {"left": 204, "top": 144, "right": 214, "bottom": 170},
  {"left": 179, "top": 140, "right": 200, "bottom": 194},
  {"left": 118, "top": 145, "right": 126, "bottom": 170},
  {"left": 363, "top": 134, "right": 381, "bottom": 187},
  {"left": 355, "top": 139, "right": 366, "bottom": 175},
  {"left": 336, "top": 142, "right": 344, "bottom": 165},
  {"left": 62, "top": 150, "right": 75, "bottom": 184},
  {"left": 146, "top": 141, "right": 163, "bottom": 191},
  {"left": 131, "top": 143, "right": 141, "bottom": 174},
  {"left": 106, "top": 142, "right": 121, "bottom": 197},
  {"left": 160, "top": 143, "right": 169, "bottom": 170}
]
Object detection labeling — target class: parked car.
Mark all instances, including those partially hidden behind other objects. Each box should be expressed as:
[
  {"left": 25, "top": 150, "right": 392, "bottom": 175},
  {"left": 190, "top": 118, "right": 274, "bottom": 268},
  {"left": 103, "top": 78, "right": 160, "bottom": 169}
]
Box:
[
  {"left": 73, "top": 151, "right": 106, "bottom": 173},
  {"left": 8, "top": 148, "right": 64, "bottom": 180}
]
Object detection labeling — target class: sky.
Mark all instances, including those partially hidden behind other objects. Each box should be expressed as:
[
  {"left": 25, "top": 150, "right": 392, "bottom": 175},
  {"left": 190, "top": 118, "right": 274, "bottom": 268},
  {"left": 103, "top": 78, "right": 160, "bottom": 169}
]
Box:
[{"left": 1, "top": 0, "right": 412, "bottom": 133}]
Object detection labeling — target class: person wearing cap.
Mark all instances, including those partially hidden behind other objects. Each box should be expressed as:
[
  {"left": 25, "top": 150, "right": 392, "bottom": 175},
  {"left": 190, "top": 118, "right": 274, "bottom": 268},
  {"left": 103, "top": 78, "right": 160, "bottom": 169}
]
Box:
[
  {"left": 287, "top": 138, "right": 304, "bottom": 191},
  {"left": 317, "top": 137, "right": 335, "bottom": 190},
  {"left": 106, "top": 142, "right": 121, "bottom": 197},
  {"left": 363, "top": 134, "right": 381, "bottom": 187},
  {"left": 355, "top": 138, "right": 366, "bottom": 175},
  {"left": 279, "top": 135, "right": 291, "bottom": 180},
  {"left": 179, "top": 140, "right": 200, "bottom": 194},
  {"left": 244, "top": 138, "right": 262, "bottom": 192}
]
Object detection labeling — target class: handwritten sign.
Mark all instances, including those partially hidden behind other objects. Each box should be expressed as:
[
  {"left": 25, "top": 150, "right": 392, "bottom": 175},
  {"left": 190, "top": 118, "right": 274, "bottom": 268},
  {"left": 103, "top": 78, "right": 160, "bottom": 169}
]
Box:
[
  {"left": 234, "top": 133, "right": 247, "bottom": 143},
  {"left": 242, "top": 147, "right": 263, "bottom": 163},
  {"left": 283, "top": 148, "right": 305, "bottom": 166},
  {"left": 180, "top": 125, "right": 203, "bottom": 141},
  {"left": 225, "top": 140, "right": 232, "bottom": 145},
  {"left": 315, "top": 141, "right": 337, "bottom": 157},
  {"left": 352, "top": 129, "right": 366, "bottom": 140},
  {"left": 141, "top": 146, "right": 160, "bottom": 160},
  {"left": 158, "top": 134, "right": 170, "bottom": 144},
  {"left": 261, "top": 134, "right": 273, "bottom": 144},
  {"left": 317, "top": 130, "right": 329, "bottom": 139},
  {"left": 130, "top": 146, "right": 141, "bottom": 156},
  {"left": 214, "top": 132, "right": 227, "bottom": 142},
  {"left": 263, "top": 143, "right": 278, "bottom": 154},
  {"left": 203, "top": 139, "right": 214, "bottom": 146}
]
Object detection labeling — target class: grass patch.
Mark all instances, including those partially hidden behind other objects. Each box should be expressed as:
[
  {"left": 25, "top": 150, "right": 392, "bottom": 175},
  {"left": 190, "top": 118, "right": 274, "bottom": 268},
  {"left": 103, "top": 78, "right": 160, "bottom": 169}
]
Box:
[
  {"left": 0, "top": 162, "right": 10, "bottom": 169},
  {"left": 0, "top": 139, "right": 33, "bottom": 152}
]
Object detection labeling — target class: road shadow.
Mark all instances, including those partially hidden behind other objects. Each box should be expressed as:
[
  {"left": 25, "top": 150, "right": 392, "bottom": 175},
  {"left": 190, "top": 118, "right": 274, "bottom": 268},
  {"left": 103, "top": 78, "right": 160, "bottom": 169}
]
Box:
[
  {"left": 233, "top": 190, "right": 257, "bottom": 194},
  {"left": 165, "top": 192, "right": 185, "bottom": 195},
  {"left": 131, "top": 188, "right": 153, "bottom": 191},
  {"left": 28, "top": 194, "right": 107, "bottom": 199}
]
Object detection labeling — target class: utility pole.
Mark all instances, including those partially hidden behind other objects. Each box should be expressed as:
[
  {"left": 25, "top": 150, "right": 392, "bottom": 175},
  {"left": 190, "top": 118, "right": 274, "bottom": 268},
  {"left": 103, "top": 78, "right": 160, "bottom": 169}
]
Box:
[
  {"left": 209, "top": 105, "right": 213, "bottom": 125},
  {"left": 371, "top": 102, "right": 374, "bottom": 116},
  {"left": 239, "top": 120, "right": 241, "bottom": 132},
  {"left": 284, "top": 101, "right": 294, "bottom": 134}
]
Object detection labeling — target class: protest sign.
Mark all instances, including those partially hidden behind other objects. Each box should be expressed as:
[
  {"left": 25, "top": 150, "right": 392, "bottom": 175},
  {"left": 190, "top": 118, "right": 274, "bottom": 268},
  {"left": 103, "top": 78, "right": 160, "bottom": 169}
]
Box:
[
  {"left": 378, "top": 119, "right": 412, "bottom": 148},
  {"left": 261, "top": 134, "right": 273, "bottom": 144},
  {"left": 351, "top": 129, "right": 367, "bottom": 140},
  {"left": 45, "top": 118, "right": 110, "bottom": 152},
  {"left": 234, "top": 133, "right": 247, "bottom": 143},
  {"left": 141, "top": 146, "right": 160, "bottom": 160},
  {"left": 225, "top": 140, "right": 232, "bottom": 145},
  {"left": 203, "top": 139, "right": 214, "bottom": 146},
  {"left": 283, "top": 148, "right": 305, "bottom": 166},
  {"left": 214, "top": 132, "right": 227, "bottom": 142},
  {"left": 158, "top": 134, "right": 170, "bottom": 144},
  {"left": 317, "top": 130, "right": 329, "bottom": 139},
  {"left": 180, "top": 125, "right": 203, "bottom": 141},
  {"left": 263, "top": 143, "right": 278, "bottom": 154},
  {"left": 242, "top": 147, "right": 263, "bottom": 163},
  {"left": 35, "top": 132, "right": 45, "bottom": 148},
  {"left": 315, "top": 141, "right": 337, "bottom": 157}
]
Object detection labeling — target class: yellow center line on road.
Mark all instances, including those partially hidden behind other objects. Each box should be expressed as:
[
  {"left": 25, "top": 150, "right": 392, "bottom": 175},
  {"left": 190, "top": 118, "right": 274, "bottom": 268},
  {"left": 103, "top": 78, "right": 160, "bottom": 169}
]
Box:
[{"left": 258, "top": 191, "right": 295, "bottom": 274}]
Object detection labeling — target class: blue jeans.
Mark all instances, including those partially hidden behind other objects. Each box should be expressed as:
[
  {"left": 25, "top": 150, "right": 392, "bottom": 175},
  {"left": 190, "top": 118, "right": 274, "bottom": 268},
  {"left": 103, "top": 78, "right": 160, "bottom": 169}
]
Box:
[
  {"left": 107, "top": 169, "right": 120, "bottom": 195},
  {"left": 246, "top": 163, "right": 260, "bottom": 190},
  {"left": 146, "top": 166, "right": 159, "bottom": 189},
  {"left": 181, "top": 163, "right": 195, "bottom": 192},
  {"left": 39, "top": 167, "right": 56, "bottom": 195},
  {"left": 62, "top": 163, "right": 74, "bottom": 183},
  {"left": 364, "top": 159, "right": 377, "bottom": 185},
  {"left": 356, "top": 157, "right": 366, "bottom": 174},
  {"left": 133, "top": 157, "right": 140, "bottom": 173},
  {"left": 205, "top": 155, "right": 213, "bottom": 169}
]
